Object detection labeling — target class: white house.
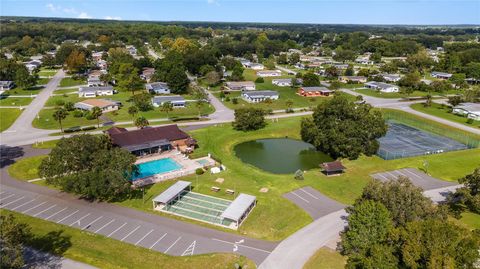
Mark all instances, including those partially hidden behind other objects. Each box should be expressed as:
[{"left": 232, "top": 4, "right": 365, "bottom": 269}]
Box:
[
  {"left": 25, "top": 60, "right": 41, "bottom": 73},
  {"left": 242, "top": 91, "right": 279, "bottom": 103},
  {"left": 339, "top": 76, "right": 367, "bottom": 84},
  {"left": 431, "top": 71, "right": 452, "bottom": 79},
  {"left": 87, "top": 75, "right": 104, "bottom": 87},
  {"left": 272, "top": 78, "right": 293, "bottom": 87},
  {"left": 249, "top": 63, "right": 264, "bottom": 70},
  {"left": 146, "top": 82, "right": 170, "bottom": 94},
  {"left": 0, "top": 81, "right": 15, "bottom": 91},
  {"left": 382, "top": 74, "right": 402, "bottom": 83},
  {"left": 78, "top": 86, "right": 114, "bottom": 98},
  {"left": 364, "top": 81, "right": 400, "bottom": 93},
  {"left": 225, "top": 81, "right": 256, "bottom": 91},
  {"left": 74, "top": 99, "right": 119, "bottom": 113},
  {"left": 256, "top": 70, "right": 282, "bottom": 77},
  {"left": 152, "top": 95, "right": 186, "bottom": 108},
  {"left": 453, "top": 103, "right": 480, "bottom": 121}
]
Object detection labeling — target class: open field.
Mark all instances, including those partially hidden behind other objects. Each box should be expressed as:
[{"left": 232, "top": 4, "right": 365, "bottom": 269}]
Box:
[
  {"left": 2, "top": 86, "right": 43, "bottom": 96},
  {"left": 59, "top": 77, "right": 86, "bottom": 87},
  {"left": 411, "top": 102, "right": 480, "bottom": 128},
  {"left": 0, "top": 108, "right": 23, "bottom": 132},
  {"left": 303, "top": 247, "right": 346, "bottom": 269},
  {"left": 1, "top": 209, "right": 255, "bottom": 269},
  {"left": 0, "top": 96, "right": 34, "bottom": 106}
]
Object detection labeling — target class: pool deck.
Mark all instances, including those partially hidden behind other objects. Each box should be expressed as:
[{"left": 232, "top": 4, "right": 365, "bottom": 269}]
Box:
[{"left": 133, "top": 151, "right": 216, "bottom": 187}]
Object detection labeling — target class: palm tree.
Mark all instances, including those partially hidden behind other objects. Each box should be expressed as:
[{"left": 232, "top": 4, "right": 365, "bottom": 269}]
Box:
[
  {"left": 160, "top": 102, "right": 174, "bottom": 119},
  {"left": 128, "top": 106, "right": 138, "bottom": 119},
  {"left": 53, "top": 107, "right": 68, "bottom": 132},
  {"left": 285, "top": 99, "right": 294, "bottom": 112},
  {"left": 424, "top": 94, "right": 433, "bottom": 107},
  {"left": 91, "top": 106, "right": 103, "bottom": 128},
  {"left": 134, "top": 116, "right": 149, "bottom": 129}
]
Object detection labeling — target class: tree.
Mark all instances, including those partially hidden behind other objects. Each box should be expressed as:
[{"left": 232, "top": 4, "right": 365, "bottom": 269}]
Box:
[
  {"left": 14, "top": 65, "right": 37, "bottom": 88},
  {"left": 464, "top": 62, "right": 480, "bottom": 79},
  {"left": 288, "top": 53, "right": 300, "bottom": 64},
  {"left": 39, "top": 135, "right": 136, "bottom": 201},
  {"left": 65, "top": 49, "right": 87, "bottom": 73},
  {"left": 301, "top": 95, "right": 387, "bottom": 159},
  {"left": 160, "top": 102, "right": 174, "bottom": 118},
  {"left": 205, "top": 71, "right": 220, "bottom": 86},
  {"left": 447, "top": 95, "right": 463, "bottom": 107},
  {"left": 42, "top": 54, "right": 56, "bottom": 68},
  {"left": 117, "top": 63, "right": 144, "bottom": 95},
  {"left": 333, "top": 48, "right": 356, "bottom": 63},
  {"left": 64, "top": 101, "right": 74, "bottom": 111},
  {"left": 264, "top": 57, "right": 276, "bottom": 69},
  {"left": 134, "top": 116, "right": 149, "bottom": 129},
  {"left": 53, "top": 107, "right": 68, "bottom": 132},
  {"left": 193, "top": 89, "right": 208, "bottom": 116},
  {"left": 132, "top": 93, "right": 153, "bottom": 111},
  {"left": 325, "top": 66, "right": 339, "bottom": 78},
  {"left": 277, "top": 53, "right": 288, "bottom": 64},
  {"left": 231, "top": 64, "right": 244, "bottom": 81},
  {"left": 344, "top": 65, "right": 354, "bottom": 76},
  {"left": 448, "top": 168, "right": 480, "bottom": 214},
  {"left": 91, "top": 106, "right": 103, "bottom": 128},
  {"left": 166, "top": 66, "right": 189, "bottom": 94},
  {"left": 232, "top": 108, "right": 266, "bottom": 131},
  {"left": 449, "top": 73, "right": 468, "bottom": 89},
  {"left": 424, "top": 94, "right": 433, "bottom": 107},
  {"left": 128, "top": 106, "right": 138, "bottom": 119},
  {"left": 302, "top": 72, "right": 320, "bottom": 87},
  {"left": 370, "top": 52, "right": 382, "bottom": 63},
  {"left": 0, "top": 214, "right": 31, "bottom": 269},
  {"left": 285, "top": 99, "right": 294, "bottom": 112}
]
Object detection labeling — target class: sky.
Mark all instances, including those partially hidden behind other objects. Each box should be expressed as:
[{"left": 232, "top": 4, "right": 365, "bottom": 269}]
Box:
[{"left": 1, "top": 0, "right": 479, "bottom": 25}]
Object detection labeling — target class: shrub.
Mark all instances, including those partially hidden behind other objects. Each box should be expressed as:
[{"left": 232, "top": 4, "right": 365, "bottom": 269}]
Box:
[
  {"left": 467, "top": 118, "right": 474, "bottom": 124},
  {"left": 225, "top": 97, "right": 231, "bottom": 102},
  {"left": 84, "top": 112, "right": 95, "bottom": 120},
  {"left": 81, "top": 126, "right": 96, "bottom": 131},
  {"left": 195, "top": 168, "right": 205, "bottom": 175},
  {"left": 72, "top": 110, "right": 83, "bottom": 118},
  {"left": 255, "top": 77, "right": 264, "bottom": 83},
  {"left": 232, "top": 98, "right": 238, "bottom": 104}
]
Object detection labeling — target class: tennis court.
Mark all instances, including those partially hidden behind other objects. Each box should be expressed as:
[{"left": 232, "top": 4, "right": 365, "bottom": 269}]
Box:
[{"left": 377, "top": 122, "right": 470, "bottom": 160}]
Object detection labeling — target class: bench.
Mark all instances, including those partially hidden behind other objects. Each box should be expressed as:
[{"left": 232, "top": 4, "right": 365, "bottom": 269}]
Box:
[
  {"left": 226, "top": 189, "right": 235, "bottom": 195},
  {"left": 211, "top": 186, "right": 220, "bottom": 192}
]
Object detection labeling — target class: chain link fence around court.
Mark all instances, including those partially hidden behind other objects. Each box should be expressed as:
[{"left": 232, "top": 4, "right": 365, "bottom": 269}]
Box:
[{"left": 377, "top": 121, "right": 474, "bottom": 160}]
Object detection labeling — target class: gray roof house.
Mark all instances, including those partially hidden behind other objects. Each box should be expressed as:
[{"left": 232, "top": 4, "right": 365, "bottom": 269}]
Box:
[
  {"left": 431, "top": 71, "right": 452, "bottom": 79},
  {"left": 453, "top": 103, "right": 480, "bottom": 121},
  {"left": 78, "top": 86, "right": 114, "bottom": 98},
  {"left": 242, "top": 90, "right": 279, "bottom": 103},
  {"left": 152, "top": 95, "right": 186, "bottom": 108},
  {"left": 0, "top": 81, "right": 15, "bottom": 90},
  {"left": 146, "top": 82, "right": 170, "bottom": 94},
  {"left": 382, "top": 74, "right": 402, "bottom": 82},
  {"left": 364, "top": 81, "right": 400, "bottom": 93}
]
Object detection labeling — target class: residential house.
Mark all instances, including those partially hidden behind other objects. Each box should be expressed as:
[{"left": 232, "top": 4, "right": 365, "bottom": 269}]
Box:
[
  {"left": 256, "top": 70, "right": 282, "bottom": 77},
  {"left": 25, "top": 60, "right": 42, "bottom": 72},
  {"left": 152, "top": 95, "right": 186, "bottom": 108},
  {"left": 74, "top": 99, "right": 119, "bottom": 113},
  {"left": 126, "top": 45, "right": 137, "bottom": 56},
  {"left": 339, "top": 76, "right": 367, "bottom": 84},
  {"left": 87, "top": 75, "right": 104, "bottom": 87},
  {"left": 242, "top": 90, "right": 279, "bottom": 103},
  {"left": 382, "top": 74, "right": 402, "bottom": 83},
  {"left": 333, "top": 64, "right": 349, "bottom": 70},
  {"left": 225, "top": 81, "right": 256, "bottom": 91},
  {"left": 92, "top": 51, "right": 104, "bottom": 62},
  {"left": 141, "top": 68, "right": 155, "bottom": 82},
  {"left": 297, "top": 86, "right": 333, "bottom": 97},
  {"left": 272, "top": 78, "right": 293, "bottom": 87},
  {"left": 364, "top": 81, "right": 400, "bottom": 93},
  {"left": 146, "top": 82, "right": 170, "bottom": 94},
  {"left": 0, "top": 81, "right": 15, "bottom": 91},
  {"left": 106, "top": 124, "right": 196, "bottom": 155},
  {"left": 78, "top": 86, "right": 114, "bottom": 98},
  {"left": 355, "top": 56, "right": 373, "bottom": 65},
  {"left": 249, "top": 63, "right": 264, "bottom": 70},
  {"left": 97, "top": 59, "right": 108, "bottom": 70},
  {"left": 453, "top": 103, "right": 480, "bottom": 121},
  {"left": 431, "top": 71, "right": 452, "bottom": 80}
]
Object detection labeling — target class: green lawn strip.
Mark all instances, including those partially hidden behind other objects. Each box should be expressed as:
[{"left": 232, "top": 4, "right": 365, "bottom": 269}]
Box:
[
  {"left": 1, "top": 209, "right": 255, "bottom": 269},
  {"left": 31, "top": 139, "right": 60, "bottom": 149},
  {"left": 38, "top": 68, "right": 59, "bottom": 76},
  {"left": 59, "top": 77, "right": 86, "bottom": 87},
  {"left": 0, "top": 108, "right": 23, "bottom": 132},
  {"left": 0, "top": 96, "right": 34, "bottom": 106},
  {"left": 4, "top": 87, "right": 43, "bottom": 96},
  {"left": 7, "top": 155, "right": 46, "bottom": 180},
  {"left": 303, "top": 247, "right": 346, "bottom": 269},
  {"left": 53, "top": 88, "right": 79, "bottom": 95},
  {"left": 459, "top": 212, "right": 480, "bottom": 230},
  {"left": 37, "top": 77, "right": 50, "bottom": 85},
  {"left": 410, "top": 103, "right": 480, "bottom": 129}
]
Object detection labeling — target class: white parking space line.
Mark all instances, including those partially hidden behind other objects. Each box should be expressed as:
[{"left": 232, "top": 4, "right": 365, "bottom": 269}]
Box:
[
  {"left": 211, "top": 238, "right": 272, "bottom": 254},
  {"left": 290, "top": 191, "right": 310, "bottom": 203},
  {"left": 299, "top": 188, "right": 319, "bottom": 199},
  {"left": 45, "top": 207, "right": 67, "bottom": 220},
  {"left": 11, "top": 199, "right": 35, "bottom": 210},
  {"left": 1, "top": 196, "right": 25, "bottom": 208},
  {"left": 150, "top": 233, "right": 167, "bottom": 249},
  {"left": 165, "top": 236, "right": 182, "bottom": 254},
  {"left": 386, "top": 171, "right": 398, "bottom": 179},
  {"left": 83, "top": 216, "right": 103, "bottom": 230},
  {"left": 34, "top": 205, "right": 56, "bottom": 217},
  {"left": 403, "top": 169, "right": 422, "bottom": 180},
  {"left": 95, "top": 219, "right": 115, "bottom": 233},
  {"left": 22, "top": 201, "right": 47, "bottom": 214},
  {"left": 0, "top": 194, "right": 15, "bottom": 202},
  {"left": 182, "top": 241, "right": 196, "bottom": 256},
  {"left": 375, "top": 173, "right": 390, "bottom": 181},
  {"left": 108, "top": 222, "right": 127, "bottom": 237},
  {"left": 69, "top": 213, "right": 91, "bottom": 227},
  {"left": 135, "top": 229, "right": 154, "bottom": 246},
  {"left": 57, "top": 210, "right": 79, "bottom": 224},
  {"left": 120, "top": 225, "right": 141, "bottom": 241}
]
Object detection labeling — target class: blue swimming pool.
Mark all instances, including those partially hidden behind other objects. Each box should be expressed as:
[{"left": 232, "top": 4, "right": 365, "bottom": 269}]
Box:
[{"left": 132, "top": 158, "right": 182, "bottom": 180}]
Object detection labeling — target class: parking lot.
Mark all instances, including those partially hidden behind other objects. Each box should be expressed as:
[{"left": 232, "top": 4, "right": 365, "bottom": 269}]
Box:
[
  {"left": 370, "top": 168, "right": 457, "bottom": 190},
  {"left": 283, "top": 187, "right": 346, "bottom": 219}
]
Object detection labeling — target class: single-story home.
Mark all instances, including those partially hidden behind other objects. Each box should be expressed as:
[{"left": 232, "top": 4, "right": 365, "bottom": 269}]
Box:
[
  {"left": 25, "top": 60, "right": 42, "bottom": 72},
  {"left": 431, "top": 71, "right": 452, "bottom": 79},
  {"left": 256, "top": 70, "right": 282, "bottom": 77},
  {"left": 0, "top": 81, "right": 15, "bottom": 90},
  {"left": 87, "top": 75, "right": 104, "bottom": 87},
  {"left": 141, "top": 67, "right": 155, "bottom": 81},
  {"left": 152, "top": 95, "right": 186, "bottom": 108},
  {"left": 453, "top": 103, "right": 480, "bottom": 121},
  {"left": 106, "top": 124, "right": 196, "bottom": 155},
  {"left": 74, "top": 99, "right": 119, "bottom": 113},
  {"left": 364, "top": 81, "right": 400, "bottom": 93},
  {"left": 78, "top": 86, "right": 114, "bottom": 98},
  {"left": 225, "top": 81, "right": 256, "bottom": 91},
  {"left": 355, "top": 57, "right": 373, "bottom": 65},
  {"left": 339, "top": 76, "right": 367, "bottom": 84},
  {"left": 242, "top": 90, "right": 279, "bottom": 103},
  {"left": 249, "top": 63, "right": 264, "bottom": 70},
  {"left": 272, "top": 78, "right": 293, "bottom": 87},
  {"left": 146, "top": 82, "right": 170, "bottom": 94},
  {"left": 382, "top": 74, "right": 402, "bottom": 83},
  {"left": 297, "top": 86, "right": 333, "bottom": 97},
  {"left": 333, "top": 64, "right": 349, "bottom": 70}
]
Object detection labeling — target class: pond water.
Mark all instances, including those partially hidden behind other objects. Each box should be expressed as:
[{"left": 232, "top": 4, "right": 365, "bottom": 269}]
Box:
[{"left": 234, "top": 138, "right": 333, "bottom": 174}]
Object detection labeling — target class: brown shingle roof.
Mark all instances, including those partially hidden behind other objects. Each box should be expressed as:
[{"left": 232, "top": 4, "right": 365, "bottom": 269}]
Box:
[
  {"left": 321, "top": 161, "right": 346, "bottom": 172},
  {"left": 108, "top": 125, "right": 190, "bottom": 148},
  {"left": 78, "top": 99, "right": 116, "bottom": 108}
]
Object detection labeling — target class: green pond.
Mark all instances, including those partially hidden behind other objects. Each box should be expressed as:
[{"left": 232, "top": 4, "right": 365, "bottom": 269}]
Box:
[{"left": 234, "top": 138, "right": 333, "bottom": 174}]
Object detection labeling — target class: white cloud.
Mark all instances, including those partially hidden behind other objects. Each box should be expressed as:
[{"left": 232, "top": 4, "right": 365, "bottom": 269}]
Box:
[
  {"left": 78, "top": 12, "right": 92, "bottom": 19},
  {"left": 104, "top": 16, "right": 122, "bottom": 20},
  {"left": 46, "top": 3, "right": 59, "bottom": 12}
]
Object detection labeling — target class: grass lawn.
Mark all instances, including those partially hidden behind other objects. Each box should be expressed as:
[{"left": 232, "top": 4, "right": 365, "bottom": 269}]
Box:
[
  {"left": 303, "top": 247, "right": 346, "bottom": 269},
  {"left": 3, "top": 86, "right": 43, "bottom": 96},
  {"left": 59, "top": 77, "right": 86, "bottom": 87},
  {"left": 37, "top": 77, "right": 50, "bottom": 85},
  {"left": 410, "top": 103, "right": 480, "bottom": 128},
  {"left": 7, "top": 155, "right": 46, "bottom": 180},
  {"left": 38, "top": 68, "right": 59, "bottom": 77},
  {"left": 2, "top": 209, "right": 255, "bottom": 269},
  {"left": 459, "top": 212, "right": 480, "bottom": 230},
  {"left": 0, "top": 96, "right": 34, "bottom": 106},
  {"left": 32, "top": 139, "right": 60, "bottom": 149},
  {"left": 0, "top": 108, "right": 22, "bottom": 132}
]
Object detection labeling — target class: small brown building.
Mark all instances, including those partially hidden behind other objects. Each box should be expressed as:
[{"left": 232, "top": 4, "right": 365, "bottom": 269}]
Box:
[
  {"left": 320, "top": 161, "right": 346, "bottom": 176},
  {"left": 297, "top": 86, "right": 333, "bottom": 97}
]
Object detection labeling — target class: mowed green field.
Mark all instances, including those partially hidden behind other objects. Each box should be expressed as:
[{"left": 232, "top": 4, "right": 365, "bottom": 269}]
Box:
[
  {"left": 0, "top": 96, "right": 34, "bottom": 106},
  {"left": 411, "top": 102, "right": 480, "bottom": 128},
  {"left": 303, "top": 247, "right": 346, "bottom": 269},
  {"left": 59, "top": 77, "right": 86, "bottom": 87},
  {"left": 1, "top": 210, "right": 255, "bottom": 269},
  {"left": 0, "top": 108, "right": 23, "bottom": 132}
]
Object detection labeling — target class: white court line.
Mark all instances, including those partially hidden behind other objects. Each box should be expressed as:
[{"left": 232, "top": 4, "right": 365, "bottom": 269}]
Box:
[
  {"left": 290, "top": 191, "right": 310, "bottom": 203},
  {"left": 11, "top": 199, "right": 36, "bottom": 210},
  {"left": 298, "top": 188, "right": 319, "bottom": 199},
  {"left": 83, "top": 216, "right": 103, "bottom": 230},
  {"left": 95, "top": 219, "right": 115, "bottom": 233},
  {"left": 1, "top": 196, "right": 25, "bottom": 208},
  {"left": 165, "top": 236, "right": 182, "bottom": 254},
  {"left": 150, "top": 233, "right": 167, "bottom": 249},
  {"left": 120, "top": 225, "right": 141, "bottom": 241},
  {"left": 22, "top": 201, "right": 47, "bottom": 214},
  {"left": 34, "top": 205, "right": 56, "bottom": 217},
  {"left": 0, "top": 194, "right": 15, "bottom": 202},
  {"left": 57, "top": 210, "right": 79, "bottom": 224},
  {"left": 69, "top": 213, "right": 91, "bottom": 227},
  {"left": 211, "top": 238, "right": 272, "bottom": 254},
  {"left": 108, "top": 222, "right": 127, "bottom": 237},
  {"left": 45, "top": 207, "right": 67, "bottom": 220},
  {"left": 135, "top": 229, "right": 154, "bottom": 246}
]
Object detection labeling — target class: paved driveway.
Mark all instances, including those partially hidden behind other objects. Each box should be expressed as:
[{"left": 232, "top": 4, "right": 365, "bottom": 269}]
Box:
[
  {"left": 283, "top": 187, "right": 346, "bottom": 219},
  {"left": 370, "top": 168, "right": 457, "bottom": 190}
]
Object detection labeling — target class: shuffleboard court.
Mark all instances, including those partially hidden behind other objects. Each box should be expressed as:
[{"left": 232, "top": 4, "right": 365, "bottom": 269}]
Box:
[
  {"left": 283, "top": 187, "right": 346, "bottom": 219},
  {"left": 370, "top": 168, "right": 457, "bottom": 190}
]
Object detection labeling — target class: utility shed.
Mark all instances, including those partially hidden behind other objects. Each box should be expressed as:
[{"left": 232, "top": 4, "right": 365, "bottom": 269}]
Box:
[
  {"left": 152, "top": 180, "right": 191, "bottom": 209},
  {"left": 221, "top": 194, "right": 257, "bottom": 227}
]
